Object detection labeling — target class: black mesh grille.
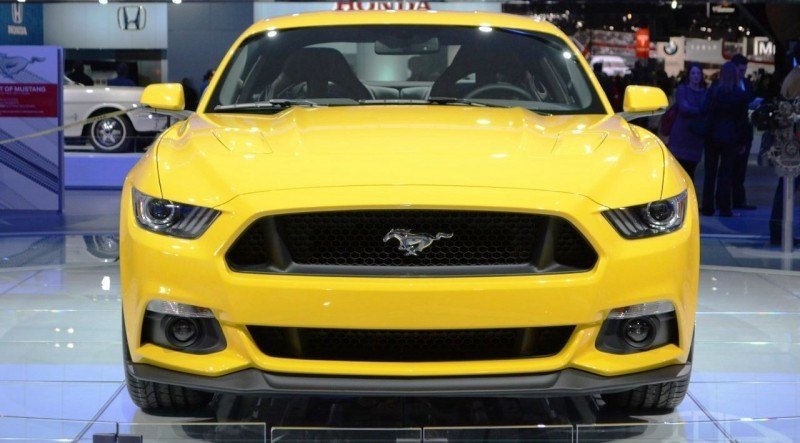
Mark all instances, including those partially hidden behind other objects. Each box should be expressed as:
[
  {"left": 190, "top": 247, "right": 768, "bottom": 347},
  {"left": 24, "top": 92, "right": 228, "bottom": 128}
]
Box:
[
  {"left": 248, "top": 326, "right": 575, "bottom": 362},
  {"left": 281, "top": 211, "right": 538, "bottom": 267},
  {"left": 226, "top": 210, "right": 597, "bottom": 276}
]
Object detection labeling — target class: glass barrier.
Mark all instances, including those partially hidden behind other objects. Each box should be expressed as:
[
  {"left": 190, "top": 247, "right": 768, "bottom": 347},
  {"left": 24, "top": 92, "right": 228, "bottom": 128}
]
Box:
[
  {"left": 577, "top": 420, "right": 730, "bottom": 442},
  {"left": 717, "top": 417, "right": 800, "bottom": 442},
  {"left": 271, "top": 427, "right": 421, "bottom": 442},
  {"left": 423, "top": 424, "right": 573, "bottom": 442},
  {"left": 118, "top": 422, "right": 267, "bottom": 443},
  {"left": 3, "top": 416, "right": 800, "bottom": 441},
  {"left": 0, "top": 416, "right": 114, "bottom": 441}
]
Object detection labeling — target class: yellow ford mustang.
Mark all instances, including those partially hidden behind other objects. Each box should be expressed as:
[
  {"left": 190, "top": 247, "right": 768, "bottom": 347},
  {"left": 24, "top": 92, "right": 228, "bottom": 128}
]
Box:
[{"left": 121, "top": 10, "right": 698, "bottom": 414}]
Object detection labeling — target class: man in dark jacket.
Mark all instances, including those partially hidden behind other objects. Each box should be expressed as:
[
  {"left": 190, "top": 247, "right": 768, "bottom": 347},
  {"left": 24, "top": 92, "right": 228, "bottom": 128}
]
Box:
[
  {"left": 108, "top": 63, "right": 135, "bottom": 87},
  {"left": 67, "top": 61, "right": 94, "bottom": 86},
  {"left": 731, "top": 54, "right": 757, "bottom": 210}
]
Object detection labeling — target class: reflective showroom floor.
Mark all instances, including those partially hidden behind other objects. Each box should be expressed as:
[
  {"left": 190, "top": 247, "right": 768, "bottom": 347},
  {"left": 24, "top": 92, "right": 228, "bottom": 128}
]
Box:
[
  {"left": 3, "top": 249, "right": 800, "bottom": 442},
  {"left": 2, "top": 162, "right": 800, "bottom": 442}
]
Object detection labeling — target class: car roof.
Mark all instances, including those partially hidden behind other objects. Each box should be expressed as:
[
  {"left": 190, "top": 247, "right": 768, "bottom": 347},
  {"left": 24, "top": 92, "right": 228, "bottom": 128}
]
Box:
[{"left": 242, "top": 10, "right": 565, "bottom": 39}]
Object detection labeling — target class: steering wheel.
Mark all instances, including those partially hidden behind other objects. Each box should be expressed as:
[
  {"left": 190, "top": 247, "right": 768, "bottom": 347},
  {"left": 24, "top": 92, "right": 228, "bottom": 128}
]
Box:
[{"left": 464, "top": 83, "right": 534, "bottom": 100}]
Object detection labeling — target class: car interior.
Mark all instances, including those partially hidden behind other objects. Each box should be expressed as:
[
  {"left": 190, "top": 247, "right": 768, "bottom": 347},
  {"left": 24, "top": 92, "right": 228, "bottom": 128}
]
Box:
[{"left": 210, "top": 25, "right": 602, "bottom": 114}]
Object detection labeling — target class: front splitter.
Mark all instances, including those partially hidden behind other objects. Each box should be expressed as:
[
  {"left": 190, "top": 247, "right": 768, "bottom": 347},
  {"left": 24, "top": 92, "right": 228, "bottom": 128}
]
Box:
[{"left": 127, "top": 362, "right": 691, "bottom": 397}]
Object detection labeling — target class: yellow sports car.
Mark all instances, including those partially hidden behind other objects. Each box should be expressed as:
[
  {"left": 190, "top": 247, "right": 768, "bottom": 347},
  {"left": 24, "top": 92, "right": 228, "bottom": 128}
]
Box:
[{"left": 121, "top": 10, "right": 698, "bottom": 413}]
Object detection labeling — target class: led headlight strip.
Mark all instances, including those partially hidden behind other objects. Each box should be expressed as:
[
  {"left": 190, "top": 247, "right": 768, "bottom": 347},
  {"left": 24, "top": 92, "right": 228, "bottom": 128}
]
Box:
[
  {"left": 133, "top": 188, "right": 220, "bottom": 239},
  {"left": 603, "top": 191, "right": 687, "bottom": 239}
]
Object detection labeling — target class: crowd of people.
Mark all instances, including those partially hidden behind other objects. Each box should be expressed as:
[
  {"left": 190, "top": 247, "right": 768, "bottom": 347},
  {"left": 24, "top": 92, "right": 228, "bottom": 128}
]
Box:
[{"left": 639, "top": 55, "right": 799, "bottom": 246}]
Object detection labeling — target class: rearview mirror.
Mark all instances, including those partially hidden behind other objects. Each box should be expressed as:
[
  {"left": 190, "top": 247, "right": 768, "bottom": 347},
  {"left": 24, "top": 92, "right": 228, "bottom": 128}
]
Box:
[
  {"left": 141, "top": 83, "right": 185, "bottom": 111},
  {"left": 375, "top": 36, "right": 439, "bottom": 55}
]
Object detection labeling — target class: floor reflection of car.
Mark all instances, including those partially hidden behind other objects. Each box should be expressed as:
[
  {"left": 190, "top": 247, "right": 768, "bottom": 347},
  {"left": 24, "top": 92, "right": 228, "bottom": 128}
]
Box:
[
  {"left": 83, "top": 234, "right": 120, "bottom": 261},
  {"left": 0, "top": 235, "right": 119, "bottom": 268},
  {"left": 63, "top": 78, "right": 169, "bottom": 153}
]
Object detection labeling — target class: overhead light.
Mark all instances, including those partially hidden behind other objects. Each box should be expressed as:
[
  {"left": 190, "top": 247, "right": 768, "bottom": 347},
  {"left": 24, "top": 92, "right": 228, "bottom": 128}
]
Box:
[
  {"left": 99, "top": 0, "right": 108, "bottom": 4},
  {"left": 671, "top": 0, "right": 678, "bottom": 9},
  {"left": 172, "top": 0, "right": 182, "bottom": 4},
  {"left": 17, "top": 0, "right": 25, "bottom": 3},
  {"left": 627, "top": 13, "right": 632, "bottom": 19}
]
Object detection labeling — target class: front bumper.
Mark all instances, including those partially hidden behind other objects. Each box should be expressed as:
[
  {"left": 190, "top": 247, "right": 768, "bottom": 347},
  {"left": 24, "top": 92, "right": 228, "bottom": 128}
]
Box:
[
  {"left": 127, "top": 361, "right": 691, "bottom": 397},
  {"left": 121, "top": 184, "right": 699, "bottom": 380}
]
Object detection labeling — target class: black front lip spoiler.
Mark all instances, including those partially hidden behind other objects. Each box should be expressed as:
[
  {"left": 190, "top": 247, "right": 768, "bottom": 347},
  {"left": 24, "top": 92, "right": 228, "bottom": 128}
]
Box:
[{"left": 127, "top": 362, "right": 691, "bottom": 397}]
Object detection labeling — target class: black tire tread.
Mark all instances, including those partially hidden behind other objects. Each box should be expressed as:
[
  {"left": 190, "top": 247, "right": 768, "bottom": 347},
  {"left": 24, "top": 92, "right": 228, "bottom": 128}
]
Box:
[
  {"left": 602, "top": 375, "right": 690, "bottom": 411},
  {"left": 126, "top": 370, "right": 213, "bottom": 413}
]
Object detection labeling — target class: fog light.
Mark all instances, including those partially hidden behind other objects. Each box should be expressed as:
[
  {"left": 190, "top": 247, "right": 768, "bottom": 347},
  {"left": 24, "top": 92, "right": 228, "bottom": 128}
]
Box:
[
  {"left": 622, "top": 317, "right": 657, "bottom": 348},
  {"left": 596, "top": 301, "right": 678, "bottom": 354},
  {"left": 166, "top": 317, "right": 199, "bottom": 347}
]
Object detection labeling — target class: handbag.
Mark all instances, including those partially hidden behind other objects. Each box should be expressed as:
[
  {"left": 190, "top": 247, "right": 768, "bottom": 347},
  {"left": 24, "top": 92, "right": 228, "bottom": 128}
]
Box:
[{"left": 659, "top": 104, "right": 678, "bottom": 136}]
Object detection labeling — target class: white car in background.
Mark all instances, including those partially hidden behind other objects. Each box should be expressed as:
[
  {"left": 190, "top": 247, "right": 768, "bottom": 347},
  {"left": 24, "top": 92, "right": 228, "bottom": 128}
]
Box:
[
  {"left": 589, "top": 55, "right": 632, "bottom": 78},
  {"left": 63, "top": 78, "right": 169, "bottom": 153}
]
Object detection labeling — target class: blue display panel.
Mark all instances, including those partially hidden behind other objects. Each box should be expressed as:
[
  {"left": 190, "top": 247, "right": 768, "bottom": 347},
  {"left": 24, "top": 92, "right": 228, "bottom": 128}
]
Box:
[{"left": 0, "top": 45, "right": 64, "bottom": 211}]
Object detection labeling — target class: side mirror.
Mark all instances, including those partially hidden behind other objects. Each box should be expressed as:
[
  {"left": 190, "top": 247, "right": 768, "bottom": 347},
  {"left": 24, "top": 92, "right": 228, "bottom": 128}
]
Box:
[
  {"left": 619, "top": 85, "right": 668, "bottom": 121},
  {"left": 141, "top": 83, "right": 185, "bottom": 111}
]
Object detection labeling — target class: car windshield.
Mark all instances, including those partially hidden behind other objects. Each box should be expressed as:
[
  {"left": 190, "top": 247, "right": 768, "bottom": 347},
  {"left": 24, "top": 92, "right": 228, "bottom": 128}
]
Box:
[{"left": 206, "top": 25, "right": 605, "bottom": 115}]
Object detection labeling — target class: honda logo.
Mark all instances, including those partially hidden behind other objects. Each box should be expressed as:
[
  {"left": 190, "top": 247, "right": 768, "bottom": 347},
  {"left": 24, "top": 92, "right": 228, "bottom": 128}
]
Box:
[
  {"left": 117, "top": 6, "right": 146, "bottom": 31},
  {"left": 11, "top": 4, "right": 24, "bottom": 25}
]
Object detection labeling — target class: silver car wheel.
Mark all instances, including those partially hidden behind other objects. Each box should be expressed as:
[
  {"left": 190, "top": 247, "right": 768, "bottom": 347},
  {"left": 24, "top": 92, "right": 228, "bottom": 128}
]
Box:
[{"left": 91, "top": 117, "right": 126, "bottom": 150}]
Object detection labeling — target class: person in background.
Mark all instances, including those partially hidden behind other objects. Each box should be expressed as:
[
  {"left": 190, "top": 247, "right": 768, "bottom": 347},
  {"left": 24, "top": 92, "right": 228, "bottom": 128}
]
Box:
[
  {"left": 200, "top": 69, "right": 215, "bottom": 95},
  {"left": 67, "top": 61, "right": 94, "bottom": 86},
  {"left": 108, "top": 63, "right": 135, "bottom": 87},
  {"left": 182, "top": 78, "right": 199, "bottom": 111},
  {"left": 730, "top": 54, "right": 757, "bottom": 210},
  {"left": 769, "top": 64, "right": 800, "bottom": 245},
  {"left": 701, "top": 62, "right": 751, "bottom": 217},
  {"left": 667, "top": 63, "right": 707, "bottom": 181},
  {"left": 593, "top": 62, "right": 614, "bottom": 106}
]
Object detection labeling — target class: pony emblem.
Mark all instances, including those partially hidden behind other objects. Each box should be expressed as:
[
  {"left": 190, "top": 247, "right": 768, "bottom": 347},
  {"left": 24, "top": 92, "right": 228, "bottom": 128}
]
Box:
[{"left": 383, "top": 229, "right": 453, "bottom": 256}]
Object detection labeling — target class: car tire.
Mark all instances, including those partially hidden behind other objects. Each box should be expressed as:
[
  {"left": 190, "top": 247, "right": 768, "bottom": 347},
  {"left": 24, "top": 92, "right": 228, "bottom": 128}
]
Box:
[
  {"left": 602, "top": 334, "right": 694, "bottom": 412},
  {"left": 601, "top": 375, "right": 690, "bottom": 411},
  {"left": 88, "top": 113, "right": 136, "bottom": 153},
  {"left": 125, "top": 372, "right": 214, "bottom": 414},
  {"left": 122, "top": 315, "right": 214, "bottom": 414}
]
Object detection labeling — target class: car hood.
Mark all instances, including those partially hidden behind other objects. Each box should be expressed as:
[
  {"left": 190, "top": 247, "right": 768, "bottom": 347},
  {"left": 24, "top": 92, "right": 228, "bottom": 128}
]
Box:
[{"left": 154, "top": 106, "right": 665, "bottom": 209}]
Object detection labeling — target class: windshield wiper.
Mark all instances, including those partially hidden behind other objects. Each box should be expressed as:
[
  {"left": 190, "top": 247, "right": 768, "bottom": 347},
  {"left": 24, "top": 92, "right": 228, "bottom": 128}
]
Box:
[
  {"left": 358, "top": 97, "right": 509, "bottom": 108},
  {"left": 214, "top": 99, "right": 320, "bottom": 112},
  {"left": 427, "top": 97, "right": 507, "bottom": 107}
]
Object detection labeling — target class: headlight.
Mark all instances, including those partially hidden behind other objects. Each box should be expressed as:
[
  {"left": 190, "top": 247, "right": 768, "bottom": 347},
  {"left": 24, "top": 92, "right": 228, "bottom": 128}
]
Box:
[
  {"left": 133, "top": 188, "right": 219, "bottom": 238},
  {"left": 603, "top": 191, "right": 687, "bottom": 239}
]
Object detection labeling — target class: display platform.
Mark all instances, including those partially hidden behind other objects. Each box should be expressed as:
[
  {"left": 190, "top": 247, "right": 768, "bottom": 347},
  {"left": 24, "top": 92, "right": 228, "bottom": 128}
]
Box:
[{"left": 2, "top": 233, "right": 800, "bottom": 441}]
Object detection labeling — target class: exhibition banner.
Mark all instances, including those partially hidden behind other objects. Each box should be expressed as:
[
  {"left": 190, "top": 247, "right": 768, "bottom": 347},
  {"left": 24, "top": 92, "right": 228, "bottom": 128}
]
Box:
[
  {"left": 0, "top": 3, "right": 43, "bottom": 46},
  {"left": 0, "top": 45, "right": 63, "bottom": 211},
  {"left": 635, "top": 28, "right": 650, "bottom": 59}
]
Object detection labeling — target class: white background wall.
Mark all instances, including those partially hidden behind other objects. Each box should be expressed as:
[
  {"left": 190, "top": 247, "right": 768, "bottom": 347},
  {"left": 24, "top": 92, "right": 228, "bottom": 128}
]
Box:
[{"left": 44, "top": 3, "right": 167, "bottom": 49}]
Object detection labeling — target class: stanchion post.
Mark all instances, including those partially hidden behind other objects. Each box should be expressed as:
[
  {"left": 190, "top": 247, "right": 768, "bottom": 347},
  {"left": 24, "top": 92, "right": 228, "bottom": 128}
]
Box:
[{"left": 783, "top": 175, "right": 795, "bottom": 254}]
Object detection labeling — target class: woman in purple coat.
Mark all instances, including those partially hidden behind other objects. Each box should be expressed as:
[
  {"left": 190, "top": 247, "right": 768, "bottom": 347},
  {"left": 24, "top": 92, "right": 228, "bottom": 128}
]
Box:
[{"left": 667, "top": 63, "right": 707, "bottom": 181}]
